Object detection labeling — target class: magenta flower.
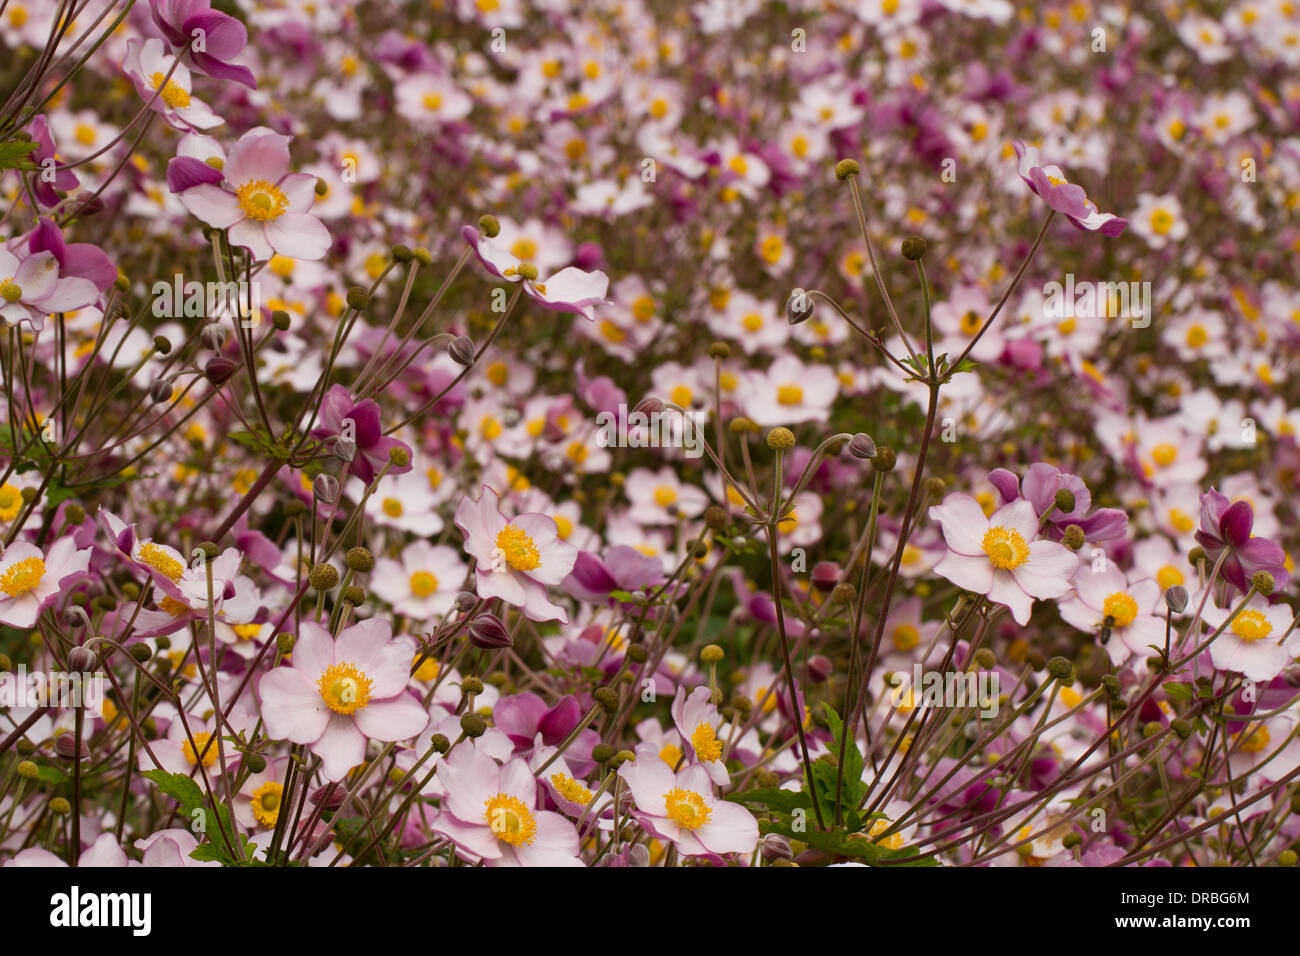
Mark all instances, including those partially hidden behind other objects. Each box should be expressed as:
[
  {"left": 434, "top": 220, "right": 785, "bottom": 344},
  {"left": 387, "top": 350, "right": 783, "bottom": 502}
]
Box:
[
  {"left": 26, "top": 116, "right": 79, "bottom": 209},
  {"left": 309, "top": 384, "right": 413, "bottom": 485},
  {"left": 23, "top": 217, "right": 116, "bottom": 294},
  {"left": 1194, "top": 488, "right": 1290, "bottom": 594},
  {"left": 988, "top": 464, "right": 1128, "bottom": 543},
  {"left": 928, "top": 493, "right": 1078, "bottom": 625},
  {"left": 562, "top": 544, "right": 665, "bottom": 605},
  {"left": 455, "top": 485, "right": 578, "bottom": 623},
  {"left": 0, "top": 248, "right": 99, "bottom": 331},
  {"left": 258, "top": 619, "right": 428, "bottom": 781},
  {"left": 149, "top": 0, "right": 257, "bottom": 89},
  {"left": 0, "top": 537, "right": 92, "bottom": 628},
  {"left": 178, "top": 128, "right": 330, "bottom": 261},
  {"left": 431, "top": 746, "right": 583, "bottom": 866},
  {"left": 1012, "top": 140, "right": 1128, "bottom": 236},
  {"left": 462, "top": 226, "right": 610, "bottom": 321},
  {"left": 123, "top": 38, "right": 223, "bottom": 131}
]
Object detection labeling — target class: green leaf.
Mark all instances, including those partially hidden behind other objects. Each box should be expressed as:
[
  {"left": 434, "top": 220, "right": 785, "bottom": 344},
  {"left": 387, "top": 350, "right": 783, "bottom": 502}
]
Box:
[
  {"left": 141, "top": 769, "right": 205, "bottom": 812},
  {"left": 1163, "top": 681, "right": 1193, "bottom": 702},
  {"left": 727, "top": 787, "right": 812, "bottom": 814},
  {"left": 0, "top": 136, "right": 38, "bottom": 172}
]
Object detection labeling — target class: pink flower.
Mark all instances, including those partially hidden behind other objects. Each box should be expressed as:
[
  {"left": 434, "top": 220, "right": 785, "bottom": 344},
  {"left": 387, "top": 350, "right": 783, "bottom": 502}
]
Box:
[
  {"left": 928, "top": 493, "right": 1077, "bottom": 625},
  {"left": 1202, "top": 594, "right": 1299, "bottom": 682},
  {"left": 455, "top": 485, "right": 578, "bottom": 623},
  {"left": 431, "top": 745, "right": 583, "bottom": 866},
  {"left": 1058, "top": 567, "right": 1165, "bottom": 665},
  {"left": 0, "top": 248, "right": 99, "bottom": 331},
  {"left": 618, "top": 752, "right": 758, "bottom": 858},
  {"left": 462, "top": 226, "right": 610, "bottom": 321},
  {"left": 178, "top": 128, "right": 330, "bottom": 261},
  {"left": 123, "top": 38, "right": 223, "bottom": 131},
  {"left": 149, "top": 0, "right": 257, "bottom": 89},
  {"left": 0, "top": 538, "right": 92, "bottom": 628},
  {"left": 258, "top": 619, "right": 428, "bottom": 781},
  {"left": 670, "top": 686, "right": 730, "bottom": 786},
  {"left": 1012, "top": 140, "right": 1128, "bottom": 236}
]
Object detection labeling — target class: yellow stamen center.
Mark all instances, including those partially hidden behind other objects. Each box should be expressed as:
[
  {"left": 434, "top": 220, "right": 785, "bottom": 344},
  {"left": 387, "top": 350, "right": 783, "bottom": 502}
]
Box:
[
  {"left": 549, "top": 772, "right": 594, "bottom": 804},
  {"left": 777, "top": 384, "right": 804, "bottom": 405},
  {"left": 138, "top": 542, "right": 185, "bottom": 582},
  {"left": 663, "top": 786, "right": 712, "bottom": 830},
  {"left": 182, "top": 731, "right": 218, "bottom": 769},
  {"left": 653, "top": 486, "right": 677, "bottom": 508},
  {"left": 494, "top": 524, "right": 541, "bottom": 572},
  {"left": 1231, "top": 610, "right": 1272, "bottom": 643},
  {"left": 317, "top": 662, "right": 373, "bottom": 714},
  {"left": 0, "top": 279, "right": 22, "bottom": 303},
  {"left": 982, "top": 527, "right": 1029, "bottom": 570},
  {"left": 409, "top": 570, "right": 438, "bottom": 597},
  {"left": 1102, "top": 592, "right": 1138, "bottom": 629},
  {"left": 250, "top": 780, "right": 282, "bottom": 827},
  {"left": 151, "top": 71, "right": 191, "bottom": 109},
  {"left": 0, "top": 556, "right": 45, "bottom": 598},
  {"left": 236, "top": 179, "right": 289, "bottom": 222},
  {"left": 691, "top": 722, "right": 723, "bottom": 762},
  {"left": 485, "top": 793, "right": 537, "bottom": 845}
]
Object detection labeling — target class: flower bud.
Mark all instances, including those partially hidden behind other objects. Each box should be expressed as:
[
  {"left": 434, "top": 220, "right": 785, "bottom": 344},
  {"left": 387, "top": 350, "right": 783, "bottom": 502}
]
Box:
[
  {"left": 593, "top": 686, "right": 620, "bottom": 712},
  {"left": 762, "top": 833, "right": 794, "bottom": 861},
  {"left": 478, "top": 215, "right": 501, "bottom": 238},
  {"left": 516, "top": 262, "right": 539, "bottom": 281},
  {"left": 900, "top": 236, "right": 927, "bottom": 260},
  {"left": 332, "top": 438, "right": 357, "bottom": 463},
  {"left": 766, "top": 427, "right": 796, "bottom": 451},
  {"left": 272, "top": 310, "right": 291, "bottom": 331},
  {"left": 55, "top": 733, "right": 89, "bottom": 760},
  {"left": 924, "top": 477, "right": 946, "bottom": 500},
  {"left": 704, "top": 505, "right": 727, "bottom": 531},
  {"left": 785, "top": 289, "right": 814, "bottom": 325},
  {"left": 309, "top": 563, "right": 339, "bottom": 591},
  {"left": 391, "top": 244, "right": 413, "bottom": 263},
  {"left": 591, "top": 743, "right": 617, "bottom": 763},
  {"left": 468, "top": 613, "right": 512, "bottom": 649},
  {"left": 345, "top": 547, "right": 373, "bottom": 572},
  {"left": 1062, "top": 524, "right": 1087, "bottom": 550},
  {"left": 312, "top": 474, "right": 339, "bottom": 504},
  {"left": 388, "top": 446, "right": 410, "bottom": 467},
  {"left": 67, "top": 646, "right": 96, "bottom": 673},
  {"left": 634, "top": 396, "right": 665, "bottom": 416},
  {"left": 848, "top": 433, "right": 876, "bottom": 459},
  {"left": 1054, "top": 489, "right": 1076, "bottom": 513},
  {"left": 204, "top": 356, "right": 238, "bottom": 385},
  {"left": 346, "top": 287, "right": 370, "bottom": 311},
  {"left": 152, "top": 335, "right": 172, "bottom": 355},
  {"left": 448, "top": 335, "right": 476, "bottom": 366},
  {"left": 834, "top": 158, "right": 860, "bottom": 180},
  {"left": 200, "top": 323, "right": 226, "bottom": 351},
  {"left": 807, "top": 655, "right": 833, "bottom": 683},
  {"left": 1251, "top": 571, "right": 1275, "bottom": 596},
  {"left": 871, "top": 446, "right": 896, "bottom": 472},
  {"left": 831, "top": 582, "right": 856, "bottom": 606},
  {"left": 1164, "top": 585, "right": 1189, "bottom": 614},
  {"left": 454, "top": 591, "right": 478, "bottom": 613},
  {"left": 700, "top": 644, "right": 725, "bottom": 664},
  {"left": 1046, "top": 656, "right": 1075, "bottom": 684},
  {"left": 459, "top": 713, "right": 487, "bottom": 738},
  {"left": 973, "top": 648, "right": 997, "bottom": 670},
  {"left": 708, "top": 341, "right": 731, "bottom": 360},
  {"left": 150, "top": 379, "right": 174, "bottom": 404},
  {"left": 811, "top": 561, "right": 840, "bottom": 592}
]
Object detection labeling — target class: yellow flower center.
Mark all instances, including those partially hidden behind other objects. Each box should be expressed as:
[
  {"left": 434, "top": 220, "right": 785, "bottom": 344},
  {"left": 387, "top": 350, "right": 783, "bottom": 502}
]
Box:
[
  {"left": 250, "top": 781, "right": 282, "bottom": 827},
  {"left": 659, "top": 743, "right": 683, "bottom": 767},
  {"left": 382, "top": 497, "right": 403, "bottom": 517},
  {"left": 317, "top": 662, "right": 373, "bottom": 714},
  {"left": 422, "top": 91, "right": 444, "bottom": 111},
  {"left": 742, "top": 312, "right": 764, "bottom": 332},
  {"left": 982, "top": 527, "right": 1029, "bottom": 570},
  {"left": 233, "top": 623, "right": 261, "bottom": 642},
  {"left": 868, "top": 817, "right": 904, "bottom": 850},
  {"left": 549, "top": 772, "right": 594, "bottom": 804},
  {"left": 495, "top": 524, "right": 541, "bottom": 572},
  {"left": 960, "top": 310, "right": 982, "bottom": 335},
  {"left": 1157, "top": 565, "right": 1184, "bottom": 591},
  {"left": 0, "top": 556, "right": 45, "bottom": 598},
  {"left": 777, "top": 384, "right": 804, "bottom": 405},
  {"left": 235, "top": 179, "right": 289, "bottom": 222},
  {"left": 0, "top": 483, "right": 22, "bottom": 521},
  {"left": 409, "top": 570, "right": 438, "bottom": 597},
  {"left": 509, "top": 238, "right": 537, "bottom": 261},
  {"left": 485, "top": 793, "right": 537, "bottom": 845},
  {"left": 1150, "top": 209, "right": 1174, "bottom": 235},
  {"left": 1186, "top": 324, "right": 1208, "bottom": 348},
  {"left": 182, "top": 731, "right": 218, "bottom": 769},
  {"left": 1150, "top": 443, "right": 1178, "bottom": 467},
  {"left": 151, "top": 71, "right": 191, "bottom": 109},
  {"left": 138, "top": 542, "right": 185, "bottom": 582},
  {"left": 1102, "top": 592, "right": 1138, "bottom": 628},
  {"left": 691, "top": 722, "right": 723, "bottom": 762},
  {"left": 1237, "top": 725, "right": 1271, "bottom": 753},
  {"left": 653, "top": 486, "right": 678, "bottom": 508},
  {"left": 1231, "top": 610, "right": 1272, "bottom": 643},
  {"left": 892, "top": 623, "right": 920, "bottom": 651},
  {"left": 759, "top": 235, "right": 784, "bottom": 263},
  {"left": 663, "top": 786, "right": 712, "bottom": 830},
  {"left": 0, "top": 278, "right": 22, "bottom": 303},
  {"left": 670, "top": 385, "right": 693, "bottom": 407}
]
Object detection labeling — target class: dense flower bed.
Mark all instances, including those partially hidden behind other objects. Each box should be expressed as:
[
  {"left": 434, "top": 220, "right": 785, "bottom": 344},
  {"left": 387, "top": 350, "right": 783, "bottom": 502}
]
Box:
[{"left": 0, "top": 0, "right": 1298, "bottom": 868}]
